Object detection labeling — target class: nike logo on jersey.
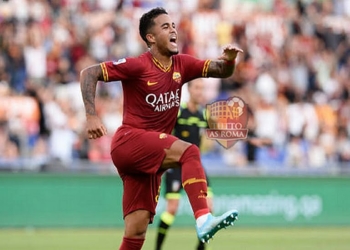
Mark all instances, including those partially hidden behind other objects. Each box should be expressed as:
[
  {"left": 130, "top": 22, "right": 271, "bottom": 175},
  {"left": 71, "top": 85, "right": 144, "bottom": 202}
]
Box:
[{"left": 147, "top": 80, "right": 158, "bottom": 86}]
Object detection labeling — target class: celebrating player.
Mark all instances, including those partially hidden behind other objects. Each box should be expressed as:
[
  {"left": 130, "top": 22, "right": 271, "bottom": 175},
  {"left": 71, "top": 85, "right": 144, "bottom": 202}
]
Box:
[
  {"left": 80, "top": 7, "right": 242, "bottom": 250},
  {"left": 155, "top": 78, "right": 214, "bottom": 250}
]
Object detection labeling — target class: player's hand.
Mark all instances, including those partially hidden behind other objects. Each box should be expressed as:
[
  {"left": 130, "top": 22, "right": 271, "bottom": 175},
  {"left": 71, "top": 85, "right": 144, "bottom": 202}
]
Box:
[
  {"left": 218, "top": 45, "right": 243, "bottom": 62},
  {"left": 85, "top": 115, "right": 107, "bottom": 139}
]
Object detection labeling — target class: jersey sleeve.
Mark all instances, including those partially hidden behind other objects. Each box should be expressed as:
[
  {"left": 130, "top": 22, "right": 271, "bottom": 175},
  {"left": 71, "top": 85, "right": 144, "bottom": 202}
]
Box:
[
  {"left": 178, "top": 54, "right": 211, "bottom": 83},
  {"left": 100, "top": 57, "right": 145, "bottom": 82}
]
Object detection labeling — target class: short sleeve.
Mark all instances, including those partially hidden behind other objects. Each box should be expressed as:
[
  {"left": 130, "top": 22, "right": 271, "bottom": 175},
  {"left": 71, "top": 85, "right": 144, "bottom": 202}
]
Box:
[{"left": 100, "top": 57, "right": 145, "bottom": 82}]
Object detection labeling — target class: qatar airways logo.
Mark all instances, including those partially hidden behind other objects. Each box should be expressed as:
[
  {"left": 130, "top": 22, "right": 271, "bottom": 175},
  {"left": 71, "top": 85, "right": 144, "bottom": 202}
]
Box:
[{"left": 145, "top": 89, "right": 180, "bottom": 112}]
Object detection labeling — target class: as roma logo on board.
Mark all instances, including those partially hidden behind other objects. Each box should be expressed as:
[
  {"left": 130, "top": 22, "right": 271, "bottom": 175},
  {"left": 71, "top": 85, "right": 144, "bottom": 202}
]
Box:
[{"left": 205, "top": 96, "right": 249, "bottom": 149}]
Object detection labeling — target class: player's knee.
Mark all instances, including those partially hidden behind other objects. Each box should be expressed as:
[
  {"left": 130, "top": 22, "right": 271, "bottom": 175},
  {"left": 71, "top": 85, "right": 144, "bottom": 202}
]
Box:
[
  {"left": 162, "top": 140, "right": 192, "bottom": 168},
  {"left": 179, "top": 144, "right": 201, "bottom": 165}
]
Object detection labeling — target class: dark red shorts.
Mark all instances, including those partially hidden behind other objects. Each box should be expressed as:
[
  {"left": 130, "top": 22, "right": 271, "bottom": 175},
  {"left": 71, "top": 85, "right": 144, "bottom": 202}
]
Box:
[{"left": 110, "top": 125, "right": 178, "bottom": 222}]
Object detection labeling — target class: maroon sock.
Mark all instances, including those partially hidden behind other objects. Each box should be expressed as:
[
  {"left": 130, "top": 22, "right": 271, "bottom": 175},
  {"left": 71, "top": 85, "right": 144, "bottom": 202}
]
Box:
[
  {"left": 119, "top": 237, "right": 145, "bottom": 250},
  {"left": 179, "top": 145, "right": 210, "bottom": 219}
]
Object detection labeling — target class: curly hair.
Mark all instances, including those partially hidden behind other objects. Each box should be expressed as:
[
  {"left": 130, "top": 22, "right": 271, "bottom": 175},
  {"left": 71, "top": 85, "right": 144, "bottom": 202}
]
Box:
[{"left": 139, "top": 7, "right": 168, "bottom": 48}]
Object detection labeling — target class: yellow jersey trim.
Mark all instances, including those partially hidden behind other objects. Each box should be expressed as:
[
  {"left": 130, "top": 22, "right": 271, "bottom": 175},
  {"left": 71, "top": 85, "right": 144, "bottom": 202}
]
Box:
[
  {"left": 202, "top": 60, "right": 211, "bottom": 77},
  {"left": 152, "top": 56, "right": 172, "bottom": 72},
  {"left": 100, "top": 63, "right": 108, "bottom": 82}
]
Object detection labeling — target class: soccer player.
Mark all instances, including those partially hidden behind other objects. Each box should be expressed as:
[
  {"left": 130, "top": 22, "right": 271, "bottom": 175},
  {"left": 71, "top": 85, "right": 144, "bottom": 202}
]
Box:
[
  {"left": 155, "top": 78, "right": 213, "bottom": 250},
  {"left": 80, "top": 7, "right": 242, "bottom": 250}
]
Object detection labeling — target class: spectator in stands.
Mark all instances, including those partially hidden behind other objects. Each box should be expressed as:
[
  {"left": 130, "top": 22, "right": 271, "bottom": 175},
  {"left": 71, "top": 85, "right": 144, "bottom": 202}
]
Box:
[{"left": 0, "top": 0, "right": 349, "bottom": 171}]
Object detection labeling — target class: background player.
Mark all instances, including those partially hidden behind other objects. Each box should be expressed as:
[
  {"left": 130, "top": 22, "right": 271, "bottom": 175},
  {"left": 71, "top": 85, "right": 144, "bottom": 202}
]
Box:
[
  {"left": 155, "top": 79, "right": 213, "bottom": 250},
  {"left": 80, "top": 7, "right": 242, "bottom": 250}
]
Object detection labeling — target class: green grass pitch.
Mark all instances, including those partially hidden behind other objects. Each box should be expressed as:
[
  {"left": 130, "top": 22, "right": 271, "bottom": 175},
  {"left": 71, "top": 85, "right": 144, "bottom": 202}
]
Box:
[{"left": 0, "top": 227, "right": 349, "bottom": 250}]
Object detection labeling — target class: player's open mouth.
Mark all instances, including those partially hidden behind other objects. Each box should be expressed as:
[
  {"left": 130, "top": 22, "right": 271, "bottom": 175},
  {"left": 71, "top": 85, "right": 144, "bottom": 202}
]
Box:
[{"left": 170, "top": 37, "right": 177, "bottom": 46}]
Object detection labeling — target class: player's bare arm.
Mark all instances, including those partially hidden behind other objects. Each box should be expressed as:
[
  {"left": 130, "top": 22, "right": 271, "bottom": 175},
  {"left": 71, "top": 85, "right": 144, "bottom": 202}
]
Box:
[
  {"left": 80, "top": 64, "right": 107, "bottom": 139},
  {"left": 80, "top": 64, "right": 104, "bottom": 116},
  {"left": 207, "top": 45, "right": 243, "bottom": 78}
]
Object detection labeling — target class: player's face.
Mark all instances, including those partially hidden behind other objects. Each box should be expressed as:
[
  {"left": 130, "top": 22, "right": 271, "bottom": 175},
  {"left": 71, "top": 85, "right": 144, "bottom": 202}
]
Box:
[
  {"left": 188, "top": 80, "right": 204, "bottom": 105},
  {"left": 150, "top": 14, "right": 178, "bottom": 56}
]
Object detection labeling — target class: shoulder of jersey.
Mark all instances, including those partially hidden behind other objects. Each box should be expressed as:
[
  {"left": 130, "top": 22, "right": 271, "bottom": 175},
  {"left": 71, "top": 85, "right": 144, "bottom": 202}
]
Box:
[{"left": 112, "top": 58, "right": 126, "bottom": 65}]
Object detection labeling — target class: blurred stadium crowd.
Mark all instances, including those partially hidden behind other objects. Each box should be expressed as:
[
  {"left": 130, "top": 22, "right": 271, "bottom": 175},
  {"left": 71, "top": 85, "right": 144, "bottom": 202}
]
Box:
[{"left": 0, "top": 0, "right": 350, "bottom": 171}]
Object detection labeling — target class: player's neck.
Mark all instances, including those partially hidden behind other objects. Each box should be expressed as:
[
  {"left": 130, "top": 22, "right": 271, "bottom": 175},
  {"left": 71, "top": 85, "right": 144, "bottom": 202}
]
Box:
[{"left": 149, "top": 48, "right": 172, "bottom": 69}]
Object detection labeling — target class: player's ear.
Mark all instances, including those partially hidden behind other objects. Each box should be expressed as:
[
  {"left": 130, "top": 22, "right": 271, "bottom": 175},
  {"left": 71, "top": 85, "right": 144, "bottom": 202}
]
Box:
[{"left": 146, "top": 33, "right": 155, "bottom": 44}]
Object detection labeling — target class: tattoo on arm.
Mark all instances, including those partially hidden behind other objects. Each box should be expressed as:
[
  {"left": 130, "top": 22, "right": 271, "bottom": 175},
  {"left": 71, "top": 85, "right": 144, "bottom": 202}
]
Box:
[
  {"left": 207, "top": 60, "right": 235, "bottom": 78},
  {"left": 80, "top": 65, "right": 104, "bottom": 116}
]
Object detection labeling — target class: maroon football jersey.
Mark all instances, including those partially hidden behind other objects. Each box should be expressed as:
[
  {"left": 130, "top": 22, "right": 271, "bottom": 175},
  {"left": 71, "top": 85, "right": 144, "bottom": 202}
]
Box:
[{"left": 100, "top": 51, "right": 210, "bottom": 134}]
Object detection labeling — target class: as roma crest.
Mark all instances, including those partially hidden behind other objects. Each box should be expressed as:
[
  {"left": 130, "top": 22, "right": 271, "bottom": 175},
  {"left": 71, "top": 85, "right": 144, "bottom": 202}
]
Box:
[{"left": 205, "top": 96, "right": 249, "bottom": 149}]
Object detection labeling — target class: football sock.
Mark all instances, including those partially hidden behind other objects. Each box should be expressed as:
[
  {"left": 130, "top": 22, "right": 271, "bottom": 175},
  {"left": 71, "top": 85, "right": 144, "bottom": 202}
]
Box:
[
  {"left": 160, "top": 211, "right": 175, "bottom": 226},
  {"left": 155, "top": 211, "right": 175, "bottom": 250},
  {"left": 119, "top": 237, "right": 144, "bottom": 250},
  {"left": 179, "top": 145, "right": 210, "bottom": 219}
]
